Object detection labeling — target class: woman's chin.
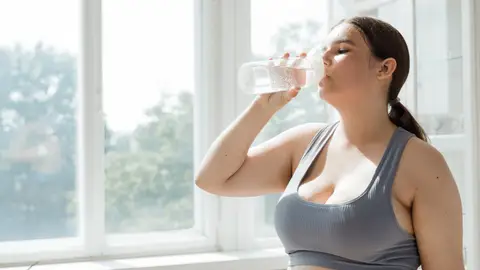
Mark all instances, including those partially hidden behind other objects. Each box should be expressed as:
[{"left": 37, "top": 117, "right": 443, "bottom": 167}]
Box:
[
  {"left": 317, "top": 86, "right": 343, "bottom": 106},
  {"left": 318, "top": 86, "right": 331, "bottom": 100}
]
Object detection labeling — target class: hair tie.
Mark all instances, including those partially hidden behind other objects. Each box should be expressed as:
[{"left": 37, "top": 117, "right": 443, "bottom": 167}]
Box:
[{"left": 389, "top": 97, "right": 401, "bottom": 106}]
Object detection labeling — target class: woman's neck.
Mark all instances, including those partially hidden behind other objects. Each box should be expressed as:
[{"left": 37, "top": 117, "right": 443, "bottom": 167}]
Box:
[{"left": 335, "top": 103, "right": 397, "bottom": 146}]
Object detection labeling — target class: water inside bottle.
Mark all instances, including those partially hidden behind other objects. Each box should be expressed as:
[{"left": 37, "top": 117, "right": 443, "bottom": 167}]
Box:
[{"left": 251, "top": 65, "right": 315, "bottom": 94}]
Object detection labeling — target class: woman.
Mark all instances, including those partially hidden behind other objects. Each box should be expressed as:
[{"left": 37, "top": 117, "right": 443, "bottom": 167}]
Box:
[{"left": 195, "top": 16, "right": 464, "bottom": 270}]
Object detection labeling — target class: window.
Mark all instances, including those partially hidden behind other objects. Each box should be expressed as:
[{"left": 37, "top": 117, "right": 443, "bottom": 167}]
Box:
[
  {"left": 1, "top": 0, "right": 479, "bottom": 269},
  {"left": 102, "top": 0, "right": 195, "bottom": 235},
  {"left": 100, "top": 0, "right": 210, "bottom": 253},
  {"left": 0, "top": 0, "right": 212, "bottom": 265},
  {"left": 413, "top": 0, "right": 468, "bottom": 258},
  {"left": 0, "top": 0, "right": 79, "bottom": 243}
]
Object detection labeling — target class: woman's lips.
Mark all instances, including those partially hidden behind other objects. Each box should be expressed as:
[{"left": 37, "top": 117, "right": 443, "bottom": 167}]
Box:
[{"left": 319, "top": 75, "right": 330, "bottom": 87}]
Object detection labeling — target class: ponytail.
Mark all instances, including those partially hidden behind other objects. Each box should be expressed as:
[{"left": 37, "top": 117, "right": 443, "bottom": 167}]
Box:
[
  {"left": 388, "top": 99, "right": 429, "bottom": 142},
  {"left": 343, "top": 16, "right": 430, "bottom": 142}
]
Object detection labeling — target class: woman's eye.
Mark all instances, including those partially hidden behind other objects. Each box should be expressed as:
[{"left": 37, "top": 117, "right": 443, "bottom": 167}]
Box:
[{"left": 337, "top": 49, "right": 349, "bottom": 54}]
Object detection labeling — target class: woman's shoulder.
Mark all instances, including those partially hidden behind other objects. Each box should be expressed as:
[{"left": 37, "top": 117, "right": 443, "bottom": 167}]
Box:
[
  {"left": 279, "top": 122, "right": 329, "bottom": 141},
  {"left": 401, "top": 137, "right": 459, "bottom": 199},
  {"left": 282, "top": 122, "right": 329, "bottom": 164},
  {"left": 285, "top": 122, "right": 329, "bottom": 144},
  {"left": 403, "top": 137, "right": 449, "bottom": 176}
]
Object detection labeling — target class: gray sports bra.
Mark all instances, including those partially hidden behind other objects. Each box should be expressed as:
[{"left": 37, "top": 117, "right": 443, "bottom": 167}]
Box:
[{"left": 274, "top": 122, "right": 421, "bottom": 270}]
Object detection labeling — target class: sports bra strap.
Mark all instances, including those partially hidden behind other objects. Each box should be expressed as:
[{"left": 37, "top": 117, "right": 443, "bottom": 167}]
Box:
[{"left": 284, "top": 122, "right": 339, "bottom": 194}]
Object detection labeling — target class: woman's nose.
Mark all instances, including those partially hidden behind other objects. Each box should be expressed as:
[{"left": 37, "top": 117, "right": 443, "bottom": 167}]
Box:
[{"left": 322, "top": 51, "right": 332, "bottom": 67}]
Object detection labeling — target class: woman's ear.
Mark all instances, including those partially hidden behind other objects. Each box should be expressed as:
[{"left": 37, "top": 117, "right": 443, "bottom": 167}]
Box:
[{"left": 377, "top": 57, "right": 397, "bottom": 80}]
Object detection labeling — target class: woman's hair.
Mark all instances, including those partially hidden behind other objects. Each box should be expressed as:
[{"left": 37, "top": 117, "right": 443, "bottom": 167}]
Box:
[{"left": 338, "top": 16, "right": 429, "bottom": 142}]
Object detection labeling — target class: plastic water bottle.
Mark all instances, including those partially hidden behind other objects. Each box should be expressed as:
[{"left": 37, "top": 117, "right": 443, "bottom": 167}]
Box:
[{"left": 237, "top": 46, "right": 325, "bottom": 94}]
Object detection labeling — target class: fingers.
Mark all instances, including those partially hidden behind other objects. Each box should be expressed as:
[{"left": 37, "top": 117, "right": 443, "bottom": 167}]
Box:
[
  {"left": 267, "top": 52, "right": 306, "bottom": 91},
  {"left": 285, "top": 86, "right": 301, "bottom": 101},
  {"left": 290, "top": 51, "right": 307, "bottom": 68},
  {"left": 268, "top": 52, "right": 289, "bottom": 67},
  {"left": 269, "top": 51, "right": 303, "bottom": 67}
]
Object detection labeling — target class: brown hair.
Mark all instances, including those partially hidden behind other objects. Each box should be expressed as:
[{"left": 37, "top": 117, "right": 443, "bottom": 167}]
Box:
[{"left": 339, "top": 16, "right": 429, "bottom": 142}]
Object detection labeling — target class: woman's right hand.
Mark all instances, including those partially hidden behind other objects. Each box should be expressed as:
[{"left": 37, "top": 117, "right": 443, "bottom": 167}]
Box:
[{"left": 254, "top": 52, "right": 307, "bottom": 111}]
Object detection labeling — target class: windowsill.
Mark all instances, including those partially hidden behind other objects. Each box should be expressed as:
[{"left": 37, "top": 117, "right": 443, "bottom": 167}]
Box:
[{"left": 2, "top": 248, "right": 289, "bottom": 270}]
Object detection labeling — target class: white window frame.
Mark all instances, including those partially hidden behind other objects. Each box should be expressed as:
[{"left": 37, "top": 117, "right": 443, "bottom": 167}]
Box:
[
  {"left": 0, "top": 0, "right": 220, "bottom": 265},
  {"left": 460, "top": 0, "right": 480, "bottom": 268},
  {"left": 1, "top": 0, "right": 479, "bottom": 269}
]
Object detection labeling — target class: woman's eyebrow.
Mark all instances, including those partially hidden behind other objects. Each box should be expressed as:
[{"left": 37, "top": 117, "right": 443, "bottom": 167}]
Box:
[{"left": 321, "top": 38, "right": 356, "bottom": 51}]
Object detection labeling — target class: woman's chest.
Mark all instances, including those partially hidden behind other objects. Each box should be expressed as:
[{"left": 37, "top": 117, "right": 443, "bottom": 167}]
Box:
[{"left": 297, "top": 156, "right": 378, "bottom": 205}]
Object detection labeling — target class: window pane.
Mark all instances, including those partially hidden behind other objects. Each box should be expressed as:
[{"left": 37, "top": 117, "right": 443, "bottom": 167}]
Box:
[
  {"left": 414, "top": 0, "right": 467, "bottom": 259},
  {"left": 250, "top": 0, "right": 332, "bottom": 238},
  {"left": 415, "top": 0, "right": 463, "bottom": 135},
  {"left": 0, "top": 1, "right": 79, "bottom": 241},
  {"left": 103, "top": 0, "right": 195, "bottom": 234}
]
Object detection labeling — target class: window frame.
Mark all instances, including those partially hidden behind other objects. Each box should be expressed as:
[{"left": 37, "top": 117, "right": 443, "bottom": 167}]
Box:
[
  {"left": 460, "top": 0, "right": 480, "bottom": 268},
  {"left": 0, "top": 0, "right": 219, "bottom": 265},
  {"left": 0, "top": 0, "right": 479, "bottom": 269}
]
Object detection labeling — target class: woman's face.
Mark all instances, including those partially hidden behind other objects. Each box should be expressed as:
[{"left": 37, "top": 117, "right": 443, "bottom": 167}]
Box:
[{"left": 318, "top": 23, "right": 385, "bottom": 107}]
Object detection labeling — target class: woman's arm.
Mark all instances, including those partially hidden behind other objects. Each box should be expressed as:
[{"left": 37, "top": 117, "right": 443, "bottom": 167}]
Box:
[
  {"left": 409, "top": 139, "right": 464, "bottom": 270},
  {"left": 195, "top": 100, "right": 287, "bottom": 196},
  {"left": 195, "top": 88, "right": 320, "bottom": 197}
]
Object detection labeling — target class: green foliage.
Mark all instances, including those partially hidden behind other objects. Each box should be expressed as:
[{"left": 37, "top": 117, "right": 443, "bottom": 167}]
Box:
[
  {"left": 0, "top": 43, "right": 195, "bottom": 239},
  {"left": 0, "top": 43, "right": 77, "bottom": 240},
  {"left": 105, "top": 92, "right": 194, "bottom": 233}
]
